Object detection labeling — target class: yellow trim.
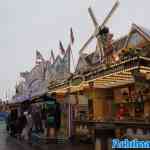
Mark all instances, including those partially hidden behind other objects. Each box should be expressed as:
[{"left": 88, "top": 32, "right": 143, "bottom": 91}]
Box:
[
  {"left": 48, "top": 64, "right": 150, "bottom": 93},
  {"left": 85, "top": 66, "right": 138, "bottom": 83}
]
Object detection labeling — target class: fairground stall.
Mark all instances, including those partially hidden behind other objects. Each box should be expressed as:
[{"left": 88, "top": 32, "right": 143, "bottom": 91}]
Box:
[{"left": 48, "top": 24, "right": 150, "bottom": 148}]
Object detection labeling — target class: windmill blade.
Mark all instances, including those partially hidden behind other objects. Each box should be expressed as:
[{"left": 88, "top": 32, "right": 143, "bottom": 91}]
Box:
[
  {"left": 100, "top": 1, "right": 120, "bottom": 29},
  {"left": 79, "top": 34, "right": 94, "bottom": 54},
  {"left": 88, "top": 7, "right": 98, "bottom": 28}
]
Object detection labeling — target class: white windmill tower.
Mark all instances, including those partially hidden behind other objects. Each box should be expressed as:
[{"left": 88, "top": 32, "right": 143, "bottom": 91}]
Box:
[{"left": 79, "top": 1, "right": 120, "bottom": 64}]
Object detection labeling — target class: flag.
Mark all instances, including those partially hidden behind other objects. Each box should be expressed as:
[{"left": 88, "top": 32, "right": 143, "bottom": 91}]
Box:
[
  {"left": 51, "top": 50, "right": 55, "bottom": 63},
  {"left": 36, "top": 50, "right": 44, "bottom": 64},
  {"left": 59, "top": 41, "right": 65, "bottom": 55},
  {"left": 70, "top": 27, "right": 74, "bottom": 45}
]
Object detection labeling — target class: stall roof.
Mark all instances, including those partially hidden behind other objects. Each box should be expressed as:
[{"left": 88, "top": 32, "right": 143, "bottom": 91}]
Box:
[{"left": 48, "top": 56, "right": 150, "bottom": 93}]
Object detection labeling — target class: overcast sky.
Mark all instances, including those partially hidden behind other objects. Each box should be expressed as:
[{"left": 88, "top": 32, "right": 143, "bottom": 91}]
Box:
[{"left": 0, "top": 0, "right": 149, "bottom": 100}]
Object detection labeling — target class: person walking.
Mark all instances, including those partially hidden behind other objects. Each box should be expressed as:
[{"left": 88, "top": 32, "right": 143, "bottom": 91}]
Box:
[
  {"left": 16, "top": 111, "right": 27, "bottom": 139},
  {"left": 31, "top": 104, "right": 43, "bottom": 133},
  {"left": 9, "top": 108, "right": 18, "bottom": 137},
  {"left": 21, "top": 111, "right": 33, "bottom": 141},
  {"left": 46, "top": 93, "right": 61, "bottom": 138}
]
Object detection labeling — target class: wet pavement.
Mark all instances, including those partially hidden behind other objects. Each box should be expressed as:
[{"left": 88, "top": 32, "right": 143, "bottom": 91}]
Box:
[
  {"left": 0, "top": 121, "right": 93, "bottom": 150},
  {"left": 39, "top": 143, "right": 94, "bottom": 150},
  {"left": 0, "top": 121, "right": 33, "bottom": 150},
  {"left": 0, "top": 134, "right": 93, "bottom": 150}
]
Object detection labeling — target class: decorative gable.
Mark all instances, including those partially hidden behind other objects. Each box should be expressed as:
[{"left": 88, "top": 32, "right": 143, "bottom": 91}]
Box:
[
  {"left": 127, "top": 32, "right": 147, "bottom": 48},
  {"left": 126, "top": 24, "right": 150, "bottom": 48}
]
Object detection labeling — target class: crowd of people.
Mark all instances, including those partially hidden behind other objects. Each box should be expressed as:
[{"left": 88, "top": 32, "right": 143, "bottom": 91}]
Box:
[{"left": 6, "top": 93, "right": 61, "bottom": 142}]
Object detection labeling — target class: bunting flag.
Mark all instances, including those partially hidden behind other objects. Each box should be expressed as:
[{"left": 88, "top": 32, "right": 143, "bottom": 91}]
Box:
[
  {"left": 36, "top": 50, "right": 44, "bottom": 65},
  {"left": 70, "top": 27, "right": 74, "bottom": 45},
  {"left": 59, "top": 41, "right": 65, "bottom": 55},
  {"left": 51, "top": 50, "right": 55, "bottom": 63}
]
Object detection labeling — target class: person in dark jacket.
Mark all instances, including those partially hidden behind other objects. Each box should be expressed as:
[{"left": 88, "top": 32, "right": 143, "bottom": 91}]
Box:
[
  {"left": 16, "top": 112, "right": 27, "bottom": 137},
  {"left": 46, "top": 93, "right": 61, "bottom": 138},
  {"left": 9, "top": 108, "right": 18, "bottom": 137}
]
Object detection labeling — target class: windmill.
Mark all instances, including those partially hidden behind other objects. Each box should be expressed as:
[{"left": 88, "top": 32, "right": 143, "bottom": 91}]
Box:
[{"left": 79, "top": 1, "right": 120, "bottom": 63}]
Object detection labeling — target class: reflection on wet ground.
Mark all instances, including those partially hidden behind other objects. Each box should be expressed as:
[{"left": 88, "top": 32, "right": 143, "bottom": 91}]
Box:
[{"left": 0, "top": 121, "right": 93, "bottom": 150}]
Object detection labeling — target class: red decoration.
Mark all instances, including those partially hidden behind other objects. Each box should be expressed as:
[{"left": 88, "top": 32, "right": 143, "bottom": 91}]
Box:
[{"left": 116, "top": 104, "right": 128, "bottom": 120}]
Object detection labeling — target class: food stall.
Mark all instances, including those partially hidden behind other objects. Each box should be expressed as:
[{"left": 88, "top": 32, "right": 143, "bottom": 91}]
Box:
[{"left": 48, "top": 24, "right": 150, "bottom": 149}]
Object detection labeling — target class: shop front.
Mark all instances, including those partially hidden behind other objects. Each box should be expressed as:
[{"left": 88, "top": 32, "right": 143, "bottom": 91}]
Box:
[
  {"left": 70, "top": 56, "right": 150, "bottom": 148},
  {"left": 47, "top": 84, "right": 73, "bottom": 141},
  {"left": 48, "top": 57, "right": 150, "bottom": 148},
  {"left": 46, "top": 24, "right": 150, "bottom": 149}
]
